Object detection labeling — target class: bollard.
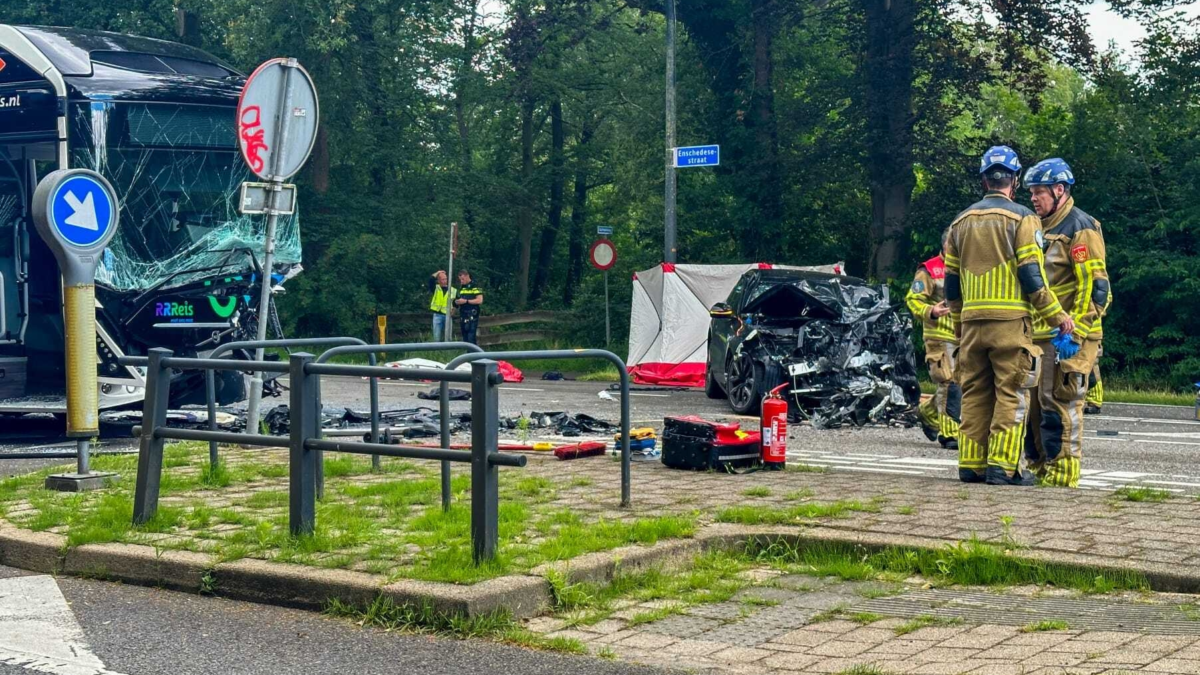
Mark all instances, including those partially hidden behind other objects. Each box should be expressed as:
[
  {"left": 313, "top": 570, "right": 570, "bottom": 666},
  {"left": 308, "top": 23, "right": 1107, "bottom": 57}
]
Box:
[
  {"left": 132, "top": 348, "right": 173, "bottom": 524},
  {"left": 470, "top": 359, "right": 501, "bottom": 564},
  {"left": 288, "top": 353, "right": 319, "bottom": 536}
]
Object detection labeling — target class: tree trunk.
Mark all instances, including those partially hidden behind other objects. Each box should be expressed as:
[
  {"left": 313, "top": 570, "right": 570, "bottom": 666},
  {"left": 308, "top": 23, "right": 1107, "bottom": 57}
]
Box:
[
  {"left": 563, "top": 116, "right": 595, "bottom": 307},
  {"left": 743, "top": 0, "right": 785, "bottom": 261},
  {"left": 309, "top": 126, "right": 330, "bottom": 194},
  {"left": 863, "top": 0, "right": 916, "bottom": 281},
  {"left": 531, "top": 97, "right": 565, "bottom": 304},
  {"left": 516, "top": 96, "right": 536, "bottom": 309}
]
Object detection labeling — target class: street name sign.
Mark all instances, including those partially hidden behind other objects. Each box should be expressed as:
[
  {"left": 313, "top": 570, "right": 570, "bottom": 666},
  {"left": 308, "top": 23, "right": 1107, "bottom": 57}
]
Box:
[{"left": 673, "top": 144, "right": 719, "bottom": 168}]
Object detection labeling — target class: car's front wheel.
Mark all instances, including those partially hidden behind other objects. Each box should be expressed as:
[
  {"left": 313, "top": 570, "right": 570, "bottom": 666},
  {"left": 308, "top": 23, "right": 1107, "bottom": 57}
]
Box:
[{"left": 726, "top": 352, "right": 765, "bottom": 415}]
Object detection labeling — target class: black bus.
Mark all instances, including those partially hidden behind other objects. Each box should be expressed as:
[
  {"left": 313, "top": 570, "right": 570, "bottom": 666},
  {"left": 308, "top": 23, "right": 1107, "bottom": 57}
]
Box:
[{"left": 0, "top": 25, "right": 300, "bottom": 415}]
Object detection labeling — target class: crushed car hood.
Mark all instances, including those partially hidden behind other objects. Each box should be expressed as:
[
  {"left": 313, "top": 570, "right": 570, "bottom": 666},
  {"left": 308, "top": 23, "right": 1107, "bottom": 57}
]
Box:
[{"left": 739, "top": 276, "right": 920, "bottom": 428}]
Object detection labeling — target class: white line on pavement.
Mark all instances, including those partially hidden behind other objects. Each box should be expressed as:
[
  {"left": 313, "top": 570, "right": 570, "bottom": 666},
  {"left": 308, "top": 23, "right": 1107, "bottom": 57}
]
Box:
[{"left": 0, "top": 575, "right": 128, "bottom": 675}]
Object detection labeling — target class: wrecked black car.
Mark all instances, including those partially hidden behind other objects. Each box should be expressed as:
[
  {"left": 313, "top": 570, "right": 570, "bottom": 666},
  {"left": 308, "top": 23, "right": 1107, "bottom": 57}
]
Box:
[{"left": 705, "top": 269, "right": 920, "bottom": 427}]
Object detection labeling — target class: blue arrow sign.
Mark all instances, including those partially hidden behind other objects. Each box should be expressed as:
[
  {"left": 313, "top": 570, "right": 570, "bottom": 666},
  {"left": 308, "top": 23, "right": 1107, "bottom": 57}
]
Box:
[
  {"left": 50, "top": 175, "right": 115, "bottom": 248},
  {"left": 673, "top": 145, "right": 719, "bottom": 168}
]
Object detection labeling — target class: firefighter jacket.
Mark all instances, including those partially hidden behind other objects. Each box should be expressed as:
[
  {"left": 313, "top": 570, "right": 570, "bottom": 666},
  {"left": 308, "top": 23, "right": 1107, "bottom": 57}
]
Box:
[
  {"left": 944, "top": 192, "right": 1065, "bottom": 331},
  {"left": 905, "top": 255, "right": 957, "bottom": 343},
  {"left": 1030, "top": 198, "right": 1110, "bottom": 342}
]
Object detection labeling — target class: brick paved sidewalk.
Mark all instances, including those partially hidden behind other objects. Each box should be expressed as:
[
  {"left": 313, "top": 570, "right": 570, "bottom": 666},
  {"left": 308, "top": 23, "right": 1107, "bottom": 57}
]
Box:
[{"left": 528, "top": 565, "right": 1200, "bottom": 675}]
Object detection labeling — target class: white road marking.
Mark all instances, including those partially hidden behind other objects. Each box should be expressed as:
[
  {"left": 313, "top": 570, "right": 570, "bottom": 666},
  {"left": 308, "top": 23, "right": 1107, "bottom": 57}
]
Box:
[
  {"left": 629, "top": 393, "right": 671, "bottom": 398},
  {"left": 1091, "top": 415, "right": 1200, "bottom": 426},
  {"left": 500, "top": 387, "right": 544, "bottom": 392},
  {"left": 0, "top": 575, "right": 127, "bottom": 675}
]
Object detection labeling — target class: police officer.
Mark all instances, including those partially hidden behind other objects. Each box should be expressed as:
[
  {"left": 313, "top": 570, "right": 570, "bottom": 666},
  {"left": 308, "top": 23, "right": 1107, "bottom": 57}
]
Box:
[
  {"left": 455, "top": 270, "right": 484, "bottom": 345},
  {"left": 1024, "top": 158, "right": 1111, "bottom": 487},
  {"left": 945, "top": 146, "right": 1074, "bottom": 485},
  {"left": 906, "top": 228, "right": 961, "bottom": 449}
]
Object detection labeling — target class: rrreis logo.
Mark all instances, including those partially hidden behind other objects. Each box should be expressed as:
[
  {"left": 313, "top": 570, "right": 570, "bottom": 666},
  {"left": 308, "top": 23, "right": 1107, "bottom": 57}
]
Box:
[{"left": 0, "top": 57, "right": 7, "bottom": 73}]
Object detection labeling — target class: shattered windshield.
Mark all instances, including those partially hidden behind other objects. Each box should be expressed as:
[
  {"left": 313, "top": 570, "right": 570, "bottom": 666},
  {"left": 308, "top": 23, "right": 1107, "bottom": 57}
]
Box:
[{"left": 70, "top": 101, "right": 301, "bottom": 291}]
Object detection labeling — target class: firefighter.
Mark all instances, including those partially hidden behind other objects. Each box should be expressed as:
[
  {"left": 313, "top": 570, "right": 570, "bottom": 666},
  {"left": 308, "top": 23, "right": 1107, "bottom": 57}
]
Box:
[
  {"left": 906, "top": 228, "right": 961, "bottom": 449},
  {"left": 945, "top": 146, "right": 1074, "bottom": 485},
  {"left": 1024, "top": 158, "right": 1111, "bottom": 487}
]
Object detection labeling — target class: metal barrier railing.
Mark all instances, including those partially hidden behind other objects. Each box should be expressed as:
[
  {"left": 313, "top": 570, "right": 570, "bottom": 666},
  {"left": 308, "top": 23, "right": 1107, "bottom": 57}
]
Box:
[
  {"left": 125, "top": 348, "right": 525, "bottom": 563},
  {"left": 442, "top": 349, "right": 632, "bottom": 508},
  {"left": 314, "top": 342, "right": 484, "bottom": 503},
  {"left": 201, "top": 337, "right": 373, "bottom": 469}
]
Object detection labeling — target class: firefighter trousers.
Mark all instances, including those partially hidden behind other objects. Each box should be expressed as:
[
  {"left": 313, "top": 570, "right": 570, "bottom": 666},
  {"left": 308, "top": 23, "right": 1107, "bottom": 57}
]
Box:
[
  {"left": 956, "top": 318, "right": 1040, "bottom": 485},
  {"left": 1026, "top": 338, "right": 1101, "bottom": 488},
  {"left": 918, "top": 339, "right": 961, "bottom": 440},
  {"left": 1086, "top": 346, "right": 1103, "bottom": 408}
]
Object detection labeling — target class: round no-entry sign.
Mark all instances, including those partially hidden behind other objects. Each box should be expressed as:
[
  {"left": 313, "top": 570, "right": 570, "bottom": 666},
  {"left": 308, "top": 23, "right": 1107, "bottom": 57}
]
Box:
[
  {"left": 589, "top": 238, "right": 617, "bottom": 271},
  {"left": 237, "top": 58, "right": 320, "bottom": 181}
]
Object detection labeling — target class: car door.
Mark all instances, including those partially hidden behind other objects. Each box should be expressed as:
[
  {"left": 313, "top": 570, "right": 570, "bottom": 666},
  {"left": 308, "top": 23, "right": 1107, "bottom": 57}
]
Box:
[{"left": 707, "top": 274, "right": 749, "bottom": 383}]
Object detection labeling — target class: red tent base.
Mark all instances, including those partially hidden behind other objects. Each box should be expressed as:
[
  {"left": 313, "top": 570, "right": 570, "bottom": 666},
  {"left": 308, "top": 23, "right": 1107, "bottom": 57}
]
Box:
[{"left": 628, "top": 362, "right": 706, "bottom": 388}]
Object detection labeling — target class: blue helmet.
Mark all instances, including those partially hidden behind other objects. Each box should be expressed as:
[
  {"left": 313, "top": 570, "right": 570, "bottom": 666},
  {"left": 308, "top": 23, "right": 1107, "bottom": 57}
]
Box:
[
  {"left": 980, "top": 145, "right": 1021, "bottom": 175},
  {"left": 1025, "top": 158, "right": 1075, "bottom": 187}
]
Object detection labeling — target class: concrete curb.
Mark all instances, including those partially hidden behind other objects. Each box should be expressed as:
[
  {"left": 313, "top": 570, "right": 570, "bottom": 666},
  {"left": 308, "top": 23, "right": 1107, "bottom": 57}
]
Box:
[
  {"left": 62, "top": 543, "right": 209, "bottom": 592},
  {"left": 5, "top": 519, "right": 1200, "bottom": 622}
]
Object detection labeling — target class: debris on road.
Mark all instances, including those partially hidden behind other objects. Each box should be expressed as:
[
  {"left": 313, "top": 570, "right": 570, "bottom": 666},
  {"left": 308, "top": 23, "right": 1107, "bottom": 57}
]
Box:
[{"left": 501, "top": 411, "right": 618, "bottom": 437}]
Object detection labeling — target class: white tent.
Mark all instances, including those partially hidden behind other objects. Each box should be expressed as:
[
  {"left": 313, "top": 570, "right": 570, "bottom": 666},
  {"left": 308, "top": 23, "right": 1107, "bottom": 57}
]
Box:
[{"left": 627, "top": 262, "right": 843, "bottom": 387}]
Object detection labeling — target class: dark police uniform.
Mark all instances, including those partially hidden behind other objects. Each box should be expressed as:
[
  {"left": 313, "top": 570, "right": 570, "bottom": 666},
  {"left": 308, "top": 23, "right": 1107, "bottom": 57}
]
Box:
[{"left": 457, "top": 279, "right": 483, "bottom": 345}]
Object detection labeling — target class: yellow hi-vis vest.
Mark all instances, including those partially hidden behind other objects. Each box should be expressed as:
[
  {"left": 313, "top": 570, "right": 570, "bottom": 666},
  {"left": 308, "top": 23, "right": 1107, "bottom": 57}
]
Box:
[{"left": 429, "top": 285, "right": 456, "bottom": 314}]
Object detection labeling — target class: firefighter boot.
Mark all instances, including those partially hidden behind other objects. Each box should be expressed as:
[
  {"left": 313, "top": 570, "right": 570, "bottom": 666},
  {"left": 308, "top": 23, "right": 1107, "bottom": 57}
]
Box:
[
  {"left": 957, "top": 318, "right": 1040, "bottom": 485},
  {"left": 1084, "top": 360, "right": 1103, "bottom": 414},
  {"left": 1027, "top": 339, "right": 1100, "bottom": 488}
]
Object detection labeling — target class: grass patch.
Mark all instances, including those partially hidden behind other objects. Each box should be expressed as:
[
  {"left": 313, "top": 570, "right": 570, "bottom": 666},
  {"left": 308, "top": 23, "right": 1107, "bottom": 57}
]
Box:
[
  {"left": 742, "top": 486, "right": 772, "bottom": 498},
  {"left": 1113, "top": 486, "right": 1171, "bottom": 503},
  {"left": 848, "top": 612, "right": 883, "bottom": 625},
  {"left": 893, "top": 614, "right": 964, "bottom": 636},
  {"left": 749, "top": 538, "right": 1148, "bottom": 594},
  {"left": 1021, "top": 620, "right": 1070, "bottom": 632},
  {"left": 577, "top": 366, "right": 621, "bottom": 382},
  {"left": 568, "top": 477, "right": 594, "bottom": 488},
  {"left": 324, "top": 596, "right": 586, "bottom": 655},
  {"left": 808, "top": 604, "right": 849, "bottom": 623},
  {"left": 626, "top": 603, "right": 686, "bottom": 627},
  {"left": 741, "top": 595, "right": 781, "bottom": 608},
  {"left": 717, "top": 500, "right": 880, "bottom": 525},
  {"left": 784, "top": 489, "right": 815, "bottom": 501},
  {"left": 896, "top": 506, "right": 916, "bottom": 516},
  {"left": 1104, "top": 387, "right": 1193, "bottom": 406},
  {"left": 836, "top": 666, "right": 897, "bottom": 675},
  {"left": 786, "top": 463, "right": 828, "bottom": 474},
  {"left": 856, "top": 585, "right": 904, "bottom": 600}
]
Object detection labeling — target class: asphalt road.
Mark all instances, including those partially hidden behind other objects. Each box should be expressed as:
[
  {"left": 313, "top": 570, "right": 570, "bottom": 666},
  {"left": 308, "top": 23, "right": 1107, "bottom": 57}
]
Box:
[{"left": 0, "top": 564, "right": 667, "bottom": 675}]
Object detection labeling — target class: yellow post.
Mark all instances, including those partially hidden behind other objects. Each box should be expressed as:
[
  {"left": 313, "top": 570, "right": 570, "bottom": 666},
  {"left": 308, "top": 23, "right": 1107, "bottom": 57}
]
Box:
[
  {"left": 63, "top": 284, "right": 99, "bottom": 437},
  {"left": 376, "top": 314, "right": 387, "bottom": 345}
]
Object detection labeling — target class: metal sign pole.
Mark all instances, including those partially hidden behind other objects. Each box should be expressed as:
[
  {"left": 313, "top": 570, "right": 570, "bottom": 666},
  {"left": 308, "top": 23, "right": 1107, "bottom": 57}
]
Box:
[
  {"left": 245, "top": 60, "right": 299, "bottom": 435},
  {"left": 664, "top": 0, "right": 677, "bottom": 264},
  {"left": 604, "top": 270, "right": 610, "bottom": 347},
  {"left": 444, "top": 222, "right": 456, "bottom": 342}
]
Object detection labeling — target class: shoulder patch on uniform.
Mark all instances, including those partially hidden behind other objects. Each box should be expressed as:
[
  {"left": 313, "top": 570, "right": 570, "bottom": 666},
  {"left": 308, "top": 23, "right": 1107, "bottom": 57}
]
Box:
[
  {"left": 1071, "top": 245, "right": 1089, "bottom": 262},
  {"left": 911, "top": 280, "right": 925, "bottom": 293},
  {"left": 1035, "top": 229, "right": 1046, "bottom": 250}
]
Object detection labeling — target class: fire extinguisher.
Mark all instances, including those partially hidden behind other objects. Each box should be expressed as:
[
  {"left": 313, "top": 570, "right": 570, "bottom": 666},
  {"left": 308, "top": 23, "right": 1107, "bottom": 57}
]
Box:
[{"left": 761, "top": 384, "right": 789, "bottom": 471}]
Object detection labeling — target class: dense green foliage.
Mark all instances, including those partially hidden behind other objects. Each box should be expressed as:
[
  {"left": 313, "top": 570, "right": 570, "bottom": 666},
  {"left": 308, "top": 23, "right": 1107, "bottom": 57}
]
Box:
[{"left": 8, "top": 1, "right": 1198, "bottom": 387}]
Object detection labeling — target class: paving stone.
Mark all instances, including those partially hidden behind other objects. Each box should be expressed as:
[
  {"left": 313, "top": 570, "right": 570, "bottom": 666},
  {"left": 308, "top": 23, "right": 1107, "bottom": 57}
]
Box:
[
  {"left": 546, "top": 629, "right": 600, "bottom": 643},
  {"left": 967, "top": 664, "right": 1030, "bottom": 675},
  {"left": 661, "top": 639, "right": 732, "bottom": 657},
  {"left": 842, "top": 627, "right": 901, "bottom": 645},
  {"left": 1021, "top": 652, "right": 1088, "bottom": 667},
  {"left": 808, "top": 620, "right": 862, "bottom": 635},
  {"left": 771, "top": 628, "right": 838, "bottom": 648},
  {"left": 758, "top": 653, "right": 823, "bottom": 671},
  {"left": 1142, "top": 659, "right": 1200, "bottom": 674},
  {"left": 775, "top": 575, "right": 826, "bottom": 592},
  {"left": 1127, "top": 636, "right": 1198, "bottom": 652},
  {"left": 694, "top": 622, "right": 792, "bottom": 647},
  {"left": 643, "top": 614, "right": 724, "bottom": 638},
  {"left": 1049, "top": 640, "right": 1117, "bottom": 655},
  {"left": 808, "top": 640, "right": 875, "bottom": 658},
  {"left": 615, "top": 632, "right": 678, "bottom": 650},
  {"left": 1086, "top": 650, "right": 1170, "bottom": 665},
  {"left": 1006, "top": 633, "right": 1076, "bottom": 647},
  {"left": 913, "top": 647, "right": 984, "bottom": 663},
  {"left": 525, "top": 616, "right": 566, "bottom": 634},
  {"left": 802, "top": 657, "right": 886, "bottom": 673},
  {"left": 976, "top": 644, "right": 1047, "bottom": 661},
  {"left": 864, "top": 639, "right": 940, "bottom": 657},
  {"left": 709, "top": 646, "right": 775, "bottom": 664},
  {"left": 790, "top": 592, "right": 860, "bottom": 611},
  {"left": 908, "top": 661, "right": 992, "bottom": 675},
  {"left": 690, "top": 602, "right": 753, "bottom": 621},
  {"left": 903, "top": 626, "right": 973, "bottom": 642},
  {"left": 579, "top": 619, "right": 627, "bottom": 635}
]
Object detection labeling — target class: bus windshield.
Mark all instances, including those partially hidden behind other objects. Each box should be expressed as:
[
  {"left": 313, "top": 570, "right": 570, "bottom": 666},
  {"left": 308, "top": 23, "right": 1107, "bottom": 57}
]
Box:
[{"left": 69, "top": 101, "right": 301, "bottom": 291}]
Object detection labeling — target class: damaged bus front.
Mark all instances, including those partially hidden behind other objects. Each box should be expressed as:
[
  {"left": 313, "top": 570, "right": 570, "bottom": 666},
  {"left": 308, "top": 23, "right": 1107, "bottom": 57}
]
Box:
[{"left": 0, "top": 25, "right": 300, "bottom": 415}]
